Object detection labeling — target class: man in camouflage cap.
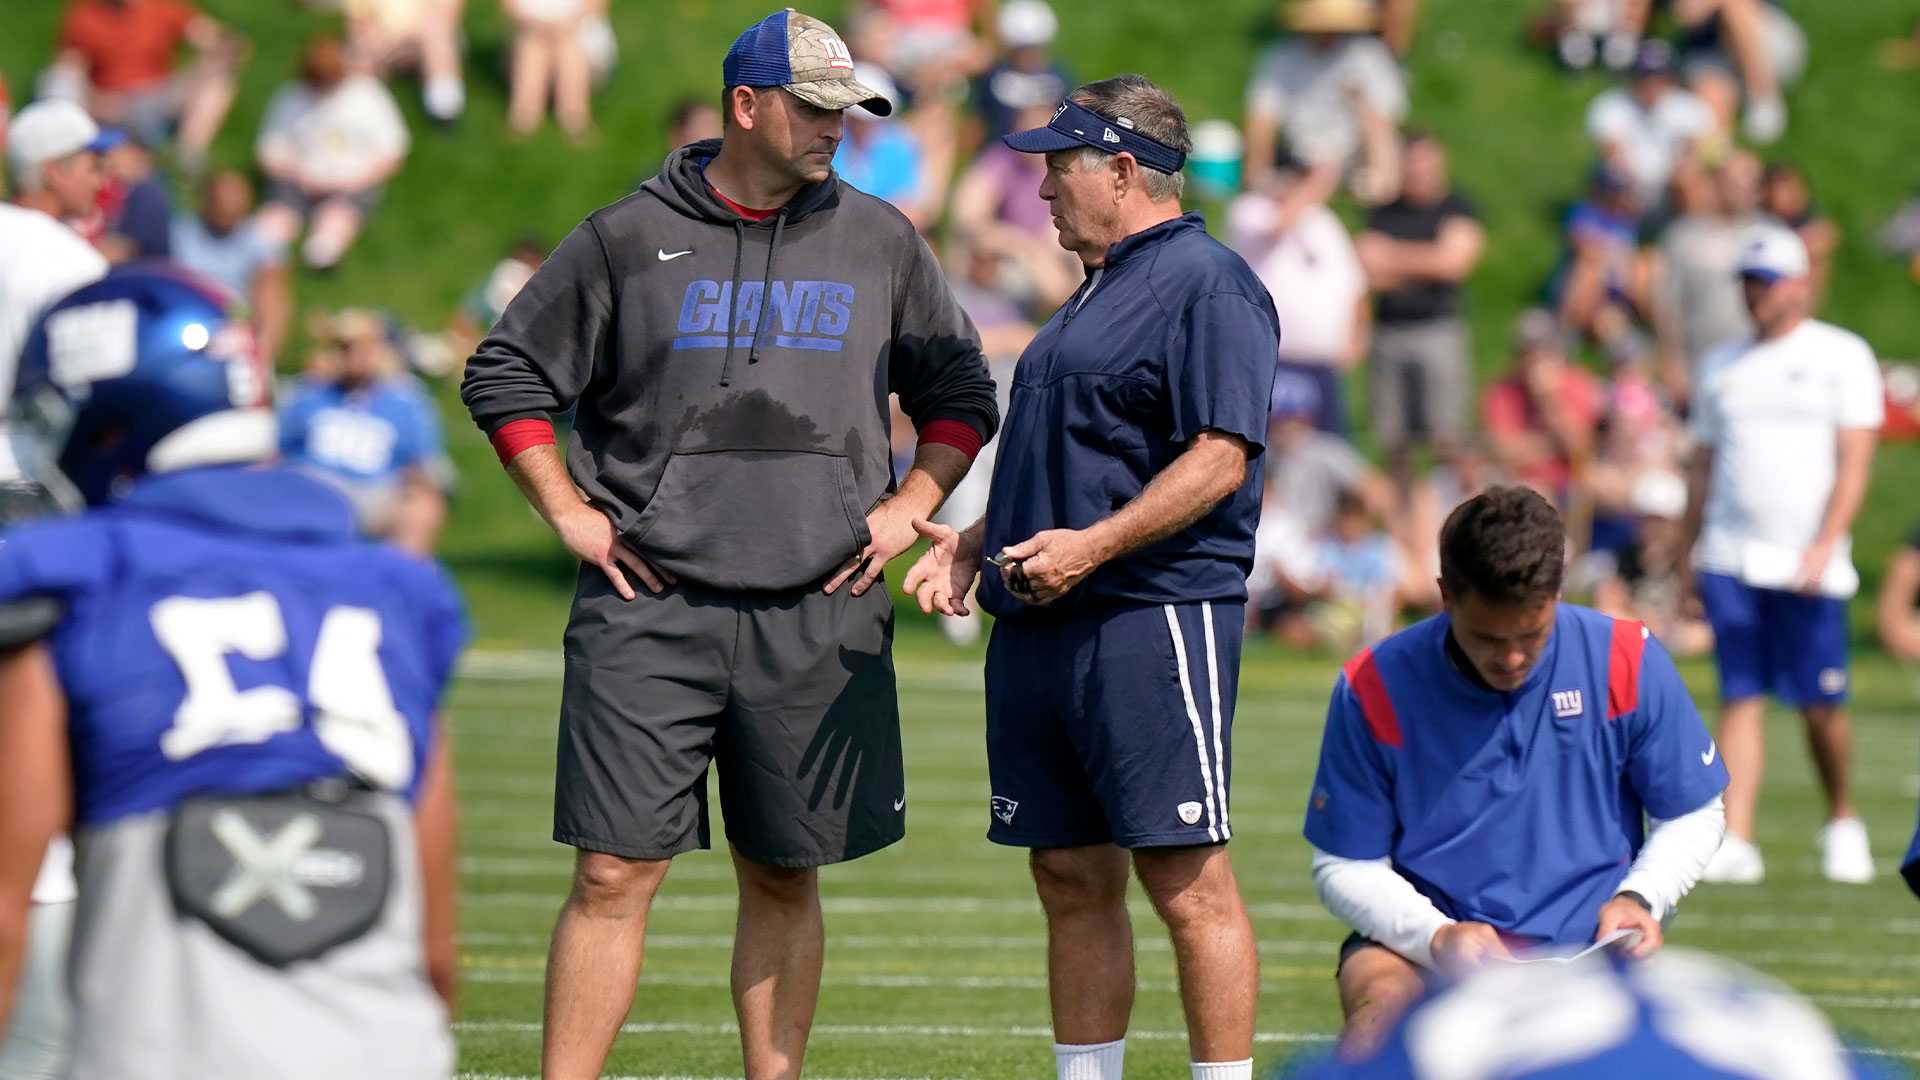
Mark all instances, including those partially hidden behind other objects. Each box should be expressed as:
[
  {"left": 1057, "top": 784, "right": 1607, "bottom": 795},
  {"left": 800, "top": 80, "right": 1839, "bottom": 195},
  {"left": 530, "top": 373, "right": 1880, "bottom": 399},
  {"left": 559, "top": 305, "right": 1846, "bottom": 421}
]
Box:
[{"left": 461, "top": 7, "right": 997, "bottom": 1080}]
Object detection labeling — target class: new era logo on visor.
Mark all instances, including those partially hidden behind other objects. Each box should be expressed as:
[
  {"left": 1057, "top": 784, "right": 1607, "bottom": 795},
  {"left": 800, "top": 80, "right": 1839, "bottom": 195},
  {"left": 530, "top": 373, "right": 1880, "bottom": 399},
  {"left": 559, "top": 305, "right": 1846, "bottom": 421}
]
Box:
[{"left": 1103, "top": 127, "right": 1121, "bottom": 144}]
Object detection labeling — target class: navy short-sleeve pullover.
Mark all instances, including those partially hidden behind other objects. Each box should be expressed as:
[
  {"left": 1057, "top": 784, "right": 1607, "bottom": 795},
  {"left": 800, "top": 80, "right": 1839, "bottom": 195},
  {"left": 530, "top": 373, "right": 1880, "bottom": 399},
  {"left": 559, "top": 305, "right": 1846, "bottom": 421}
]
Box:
[{"left": 979, "top": 212, "right": 1280, "bottom": 618}]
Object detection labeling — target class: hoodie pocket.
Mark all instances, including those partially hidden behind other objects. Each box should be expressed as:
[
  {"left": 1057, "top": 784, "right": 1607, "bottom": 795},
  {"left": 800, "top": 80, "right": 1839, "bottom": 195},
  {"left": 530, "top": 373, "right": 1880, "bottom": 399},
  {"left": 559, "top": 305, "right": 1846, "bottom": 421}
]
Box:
[{"left": 627, "top": 450, "right": 871, "bottom": 592}]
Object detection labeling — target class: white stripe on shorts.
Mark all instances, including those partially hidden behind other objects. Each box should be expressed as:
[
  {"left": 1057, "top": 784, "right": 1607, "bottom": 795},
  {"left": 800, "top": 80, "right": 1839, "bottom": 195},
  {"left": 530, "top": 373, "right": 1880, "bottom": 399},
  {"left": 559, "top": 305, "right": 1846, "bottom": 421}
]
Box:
[
  {"left": 1201, "top": 601, "right": 1229, "bottom": 838},
  {"left": 1163, "top": 605, "right": 1220, "bottom": 843}
]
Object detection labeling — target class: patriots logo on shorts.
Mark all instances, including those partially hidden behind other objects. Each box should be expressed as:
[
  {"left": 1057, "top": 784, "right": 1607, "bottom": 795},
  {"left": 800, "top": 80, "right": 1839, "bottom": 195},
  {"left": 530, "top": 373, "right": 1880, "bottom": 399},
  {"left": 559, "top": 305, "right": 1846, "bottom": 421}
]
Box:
[{"left": 990, "top": 795, "right": 1019, "bottom": 826}]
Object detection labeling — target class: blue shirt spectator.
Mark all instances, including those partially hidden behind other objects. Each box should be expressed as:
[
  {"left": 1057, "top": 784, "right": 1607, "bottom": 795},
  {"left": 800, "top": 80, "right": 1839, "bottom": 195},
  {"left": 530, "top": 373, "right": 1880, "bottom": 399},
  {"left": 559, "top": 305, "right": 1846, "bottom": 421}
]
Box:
[
  {"left": 172, "top": 169, "right": 292, "bottom": 364},
  {"left": 279, "top": 309, "right": 450, "bottom": 553},
  {"left": 172, "top": 209, "right": 282, "bottom": 297},
  {"left": 833, "top": 120, "right": 925, "bottom": 213}
]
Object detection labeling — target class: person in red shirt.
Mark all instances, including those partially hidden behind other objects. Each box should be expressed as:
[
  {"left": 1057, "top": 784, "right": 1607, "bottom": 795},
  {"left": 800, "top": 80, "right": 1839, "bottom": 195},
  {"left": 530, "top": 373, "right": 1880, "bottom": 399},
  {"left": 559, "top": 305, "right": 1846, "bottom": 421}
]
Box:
[
  {"left": 52, "top": 0, "right": 243, "bottom": 170},
  {"left": 1483, "top": 308, "right": 1603, "bottom": 499}
]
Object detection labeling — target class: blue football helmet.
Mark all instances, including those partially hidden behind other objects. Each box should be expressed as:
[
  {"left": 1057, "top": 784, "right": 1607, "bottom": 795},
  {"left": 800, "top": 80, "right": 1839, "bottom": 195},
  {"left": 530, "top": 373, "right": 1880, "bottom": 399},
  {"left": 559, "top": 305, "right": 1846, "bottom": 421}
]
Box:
[
  {"left": 13, "top": 264, "right": 275, "bottom": 506},
  {"left": 1284, "top": 949, "right": 1895, "bottom": 1080}
]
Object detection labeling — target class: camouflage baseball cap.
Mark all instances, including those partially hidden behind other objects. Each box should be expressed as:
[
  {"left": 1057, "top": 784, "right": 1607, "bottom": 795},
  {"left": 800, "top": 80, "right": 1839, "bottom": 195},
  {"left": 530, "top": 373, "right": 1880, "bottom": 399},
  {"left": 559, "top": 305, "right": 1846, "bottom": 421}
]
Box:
[{"left": 722, "top": 9, "right": 893, "bottom": 116}]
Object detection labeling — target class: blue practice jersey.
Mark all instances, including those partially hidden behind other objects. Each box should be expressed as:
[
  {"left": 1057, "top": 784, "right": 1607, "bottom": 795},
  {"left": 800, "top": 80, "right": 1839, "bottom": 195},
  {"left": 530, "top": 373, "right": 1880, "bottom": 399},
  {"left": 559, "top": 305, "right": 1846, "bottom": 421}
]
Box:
[
  {"left": 979, "top": 212, "right": 1279, "bottom": 618},
  {"left": 0, "top": 465, "right": 466, "bottom": 826},
  {"left": 1303, "top": 605, "right": 1727, "bottom": 947},
  {"left": 279, "top": 375, "right": 446, "bottom": 489}
]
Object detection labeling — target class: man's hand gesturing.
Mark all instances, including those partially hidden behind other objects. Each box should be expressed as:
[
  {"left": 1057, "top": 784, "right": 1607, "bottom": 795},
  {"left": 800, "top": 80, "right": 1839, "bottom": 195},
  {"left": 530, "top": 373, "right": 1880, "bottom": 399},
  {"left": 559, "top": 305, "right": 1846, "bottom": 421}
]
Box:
[{"left": 901, "top": 518, "right": 981, "bottom": 616}]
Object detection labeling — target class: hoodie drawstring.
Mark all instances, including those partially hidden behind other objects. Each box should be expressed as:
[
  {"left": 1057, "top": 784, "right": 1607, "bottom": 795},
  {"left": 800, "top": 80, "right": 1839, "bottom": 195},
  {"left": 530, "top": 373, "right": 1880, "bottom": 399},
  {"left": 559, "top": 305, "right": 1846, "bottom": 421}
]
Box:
[
  {"left": 746, "top": 210, "right": 787, "bottom": 368},
  {"left": 717, "top": 219, "right": 748, "bottom": 387}
]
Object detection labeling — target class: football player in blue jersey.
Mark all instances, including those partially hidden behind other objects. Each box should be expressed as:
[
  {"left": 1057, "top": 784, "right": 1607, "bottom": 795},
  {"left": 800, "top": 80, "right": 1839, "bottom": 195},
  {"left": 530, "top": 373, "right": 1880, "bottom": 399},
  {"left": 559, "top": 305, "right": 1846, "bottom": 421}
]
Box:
[
  {"left": 0, "top": 266, "right": 466, "bottom": 1080},
  {"left": 1288, "top": 948, "right": 1895, "bottom": 1080},
  {"left": 1303, "top": 485, "right": 1729, "bottom": 1057}
]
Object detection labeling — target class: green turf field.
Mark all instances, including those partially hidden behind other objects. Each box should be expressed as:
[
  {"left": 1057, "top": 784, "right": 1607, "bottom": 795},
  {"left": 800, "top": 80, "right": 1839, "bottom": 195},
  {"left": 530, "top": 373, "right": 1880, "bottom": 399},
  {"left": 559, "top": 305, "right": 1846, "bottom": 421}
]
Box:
[{"left": 445, "top": 624, "right": 1920, "bottom": 1078}]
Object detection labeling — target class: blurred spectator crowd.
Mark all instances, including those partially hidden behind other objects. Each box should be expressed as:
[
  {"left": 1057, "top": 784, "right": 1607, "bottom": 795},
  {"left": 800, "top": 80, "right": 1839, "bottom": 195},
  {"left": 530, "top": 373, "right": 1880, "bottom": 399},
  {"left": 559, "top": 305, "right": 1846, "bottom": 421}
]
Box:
[
  {"left": 4, "top": 0, "right": 1919, "bottom": 647},
  {"left": 0, "top": 0, "right": 629, "bottom": 555}
]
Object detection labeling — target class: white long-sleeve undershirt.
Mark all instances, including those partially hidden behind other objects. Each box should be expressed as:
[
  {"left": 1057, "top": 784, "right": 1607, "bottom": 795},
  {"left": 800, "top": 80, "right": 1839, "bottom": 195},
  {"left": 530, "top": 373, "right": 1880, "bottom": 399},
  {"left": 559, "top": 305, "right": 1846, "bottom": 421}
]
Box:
[
  {"left": 1617, "top": 794, "right": 1728, "bottom": 920},
  {"left": 1310, "top": 794, "right": 1727, "bottom": 969}
]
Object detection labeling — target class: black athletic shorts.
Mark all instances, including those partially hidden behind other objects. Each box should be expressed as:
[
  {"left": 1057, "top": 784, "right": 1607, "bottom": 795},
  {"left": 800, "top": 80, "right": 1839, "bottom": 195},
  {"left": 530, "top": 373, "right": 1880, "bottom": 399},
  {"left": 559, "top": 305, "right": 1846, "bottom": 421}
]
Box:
[
  {"left": 554, "top": 566, "right": 904, "bottom": 868},
  {"left": 1336, "top": 931, "right": 1437, "bottom": 987}
]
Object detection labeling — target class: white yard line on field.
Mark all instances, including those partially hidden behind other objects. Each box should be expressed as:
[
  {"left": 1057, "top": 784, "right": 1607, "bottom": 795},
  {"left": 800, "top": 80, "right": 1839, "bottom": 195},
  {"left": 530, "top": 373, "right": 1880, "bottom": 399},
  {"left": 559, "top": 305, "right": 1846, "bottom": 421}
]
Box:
[
  {"left": 453, "top": 930, "right": 1920, "bottom": 972},
  {"left": 453, "top": 1019, "right": 1335, "bottom": 1046},
  {"left": 457, "top": 931, "right": 1349, "bottom": 958},
  {"left": 462, "top": 892, "right": 1329, "bottom": 920}
]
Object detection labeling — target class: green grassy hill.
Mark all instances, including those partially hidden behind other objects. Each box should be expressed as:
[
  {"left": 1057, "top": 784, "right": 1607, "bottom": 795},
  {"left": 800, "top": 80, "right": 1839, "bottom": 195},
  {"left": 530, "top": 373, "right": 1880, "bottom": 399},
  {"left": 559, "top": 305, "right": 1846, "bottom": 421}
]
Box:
[{"left": 4, "top": 1, "right": 1917, "bottom": 647}]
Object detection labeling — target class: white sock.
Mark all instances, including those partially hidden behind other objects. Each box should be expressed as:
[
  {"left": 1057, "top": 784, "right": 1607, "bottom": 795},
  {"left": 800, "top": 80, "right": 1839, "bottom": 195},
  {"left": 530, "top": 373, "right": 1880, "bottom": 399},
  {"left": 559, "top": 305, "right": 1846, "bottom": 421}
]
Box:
[
  {"left": 1191, "top": 1060, "right": 1253, "bottom": 1080},
  {"left": 424, "top": 75, "right": 465, "bottom": 121},
  {"left": 1054, "top": 1038, "right": 1126, "bottom": 1080}
]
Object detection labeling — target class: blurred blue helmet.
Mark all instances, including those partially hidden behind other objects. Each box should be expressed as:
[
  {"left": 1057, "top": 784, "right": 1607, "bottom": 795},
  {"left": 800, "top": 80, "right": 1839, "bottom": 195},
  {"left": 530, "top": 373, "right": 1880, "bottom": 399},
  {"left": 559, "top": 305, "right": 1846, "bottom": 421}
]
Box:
[
  {"left": 13, "top": 264, "right": 274, "bottom": 506},
  {"left": 1286, "top": 949, "right": 1895, "bottom": 1080}
]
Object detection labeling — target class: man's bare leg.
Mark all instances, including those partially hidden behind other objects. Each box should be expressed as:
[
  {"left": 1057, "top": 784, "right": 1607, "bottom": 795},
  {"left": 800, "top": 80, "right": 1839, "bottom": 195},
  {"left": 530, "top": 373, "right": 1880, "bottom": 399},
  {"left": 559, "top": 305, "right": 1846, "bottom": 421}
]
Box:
[
  {"left": 1801, "top": 703, "right": 1855, "bottom": 821},
  {"left": 1335, "top": 945, "right": 1425, "bottom": 1059},
  {"left": 1716, "top": 696, "right": 1768, "bottom": 840},
  {"left": 1032, "top": 845, "right": 1136, "bottom": 1049},
  {"left": 731, "top": 849, "right": 824, "bottom": 1080},
  {"left": 1134, "top": 845, "right": 1257, "bottom": 1066},
  {"left": 542, "top": 851, "right": 671, "bottom": 1080}
]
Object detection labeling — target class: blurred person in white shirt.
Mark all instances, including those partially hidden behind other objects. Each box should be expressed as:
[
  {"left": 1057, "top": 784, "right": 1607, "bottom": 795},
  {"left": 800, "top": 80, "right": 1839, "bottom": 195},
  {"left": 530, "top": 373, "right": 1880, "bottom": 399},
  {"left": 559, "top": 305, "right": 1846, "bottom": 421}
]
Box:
[
  {"left": 1242, "top": 0, "right": 1407, "bottom": 211},
  {"left": 255, "top": 33, "right": 410, "bottom": 269},
  {"left": 1, "top": 102, "right": 110, "bottom": 404},
  {"left": 1653, "top": 151, "right": 1761, "bottom": 398},
  {"left": 1228, "top": 149, "right": 1367, "bottom": 435},
  {"left": 1683, "top": 225, "right": 1882, "bottom": 887},
  {"left": 1585, "top": 40, "right": 1717, "bottom": 210},
  {"left": 0, "top": 98, "right": 112, "bottom": 1080}
]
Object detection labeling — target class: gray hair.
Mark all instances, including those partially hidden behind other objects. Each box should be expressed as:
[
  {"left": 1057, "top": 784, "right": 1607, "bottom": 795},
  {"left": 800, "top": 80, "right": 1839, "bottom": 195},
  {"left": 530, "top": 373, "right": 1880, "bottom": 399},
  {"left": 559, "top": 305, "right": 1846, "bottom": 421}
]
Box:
[{"left": 1068, "top": 74, "right": 1191, "bottom": 202}]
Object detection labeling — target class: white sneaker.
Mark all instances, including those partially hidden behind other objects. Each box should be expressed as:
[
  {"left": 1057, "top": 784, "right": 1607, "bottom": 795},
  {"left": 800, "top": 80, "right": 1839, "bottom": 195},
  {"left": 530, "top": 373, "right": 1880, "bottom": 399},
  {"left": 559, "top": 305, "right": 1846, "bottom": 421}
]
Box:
[
  {"left": 1744, "top": 95, "right": 1788, "bottom": 144},
  {"left": 939, "top": 608, "right": 982, "bottom": 647},
  {"left": 1703, "top": 835, "right": 1766, "bottom": 884},
  {"left": 1819, "top": 817, "right": 1875, "bottom": 884}
]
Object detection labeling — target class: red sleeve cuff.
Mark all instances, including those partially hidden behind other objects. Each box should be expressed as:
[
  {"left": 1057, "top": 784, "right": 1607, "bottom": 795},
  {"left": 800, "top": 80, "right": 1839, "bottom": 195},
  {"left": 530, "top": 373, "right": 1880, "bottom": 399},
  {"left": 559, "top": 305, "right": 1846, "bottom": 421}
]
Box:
[
  {"left": 917, "top": 418, "right": 983, "bottom": 461},
  {"left": 490, "top": 417, "right": 556, "bottom": 466}
]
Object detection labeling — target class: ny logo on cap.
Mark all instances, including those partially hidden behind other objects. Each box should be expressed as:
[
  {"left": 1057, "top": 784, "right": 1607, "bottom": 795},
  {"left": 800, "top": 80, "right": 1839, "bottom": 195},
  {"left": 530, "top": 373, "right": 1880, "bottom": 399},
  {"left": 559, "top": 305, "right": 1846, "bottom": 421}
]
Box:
[{"left": 817, "top": 30, "right": 852, "bottom": 70}]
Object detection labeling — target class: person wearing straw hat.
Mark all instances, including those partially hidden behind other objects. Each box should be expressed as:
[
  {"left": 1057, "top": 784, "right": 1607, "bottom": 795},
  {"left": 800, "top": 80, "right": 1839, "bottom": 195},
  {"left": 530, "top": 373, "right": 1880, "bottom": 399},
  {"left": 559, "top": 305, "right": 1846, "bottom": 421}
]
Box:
[{"left": 1242, "top": 0, "right": 1406, "bottom": 205}]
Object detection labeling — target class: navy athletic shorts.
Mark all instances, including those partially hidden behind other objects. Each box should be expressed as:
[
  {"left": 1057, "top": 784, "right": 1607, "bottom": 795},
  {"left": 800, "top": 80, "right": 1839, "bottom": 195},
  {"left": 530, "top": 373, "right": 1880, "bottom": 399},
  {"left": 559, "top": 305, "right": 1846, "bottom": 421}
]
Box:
[
  {"left": 984, "top": 601, "right": 1242, "bottom": 849},
  {"left": 1696, "top": 572, "right": 1850, "bottom": 707}
]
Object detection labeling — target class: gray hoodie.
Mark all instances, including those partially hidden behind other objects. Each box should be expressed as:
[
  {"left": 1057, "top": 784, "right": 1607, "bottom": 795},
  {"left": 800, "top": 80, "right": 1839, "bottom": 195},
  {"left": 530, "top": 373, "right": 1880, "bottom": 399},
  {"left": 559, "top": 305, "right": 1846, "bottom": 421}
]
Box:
[{"left": 462, "top": 140, "right": 998, "bottom": 592}]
